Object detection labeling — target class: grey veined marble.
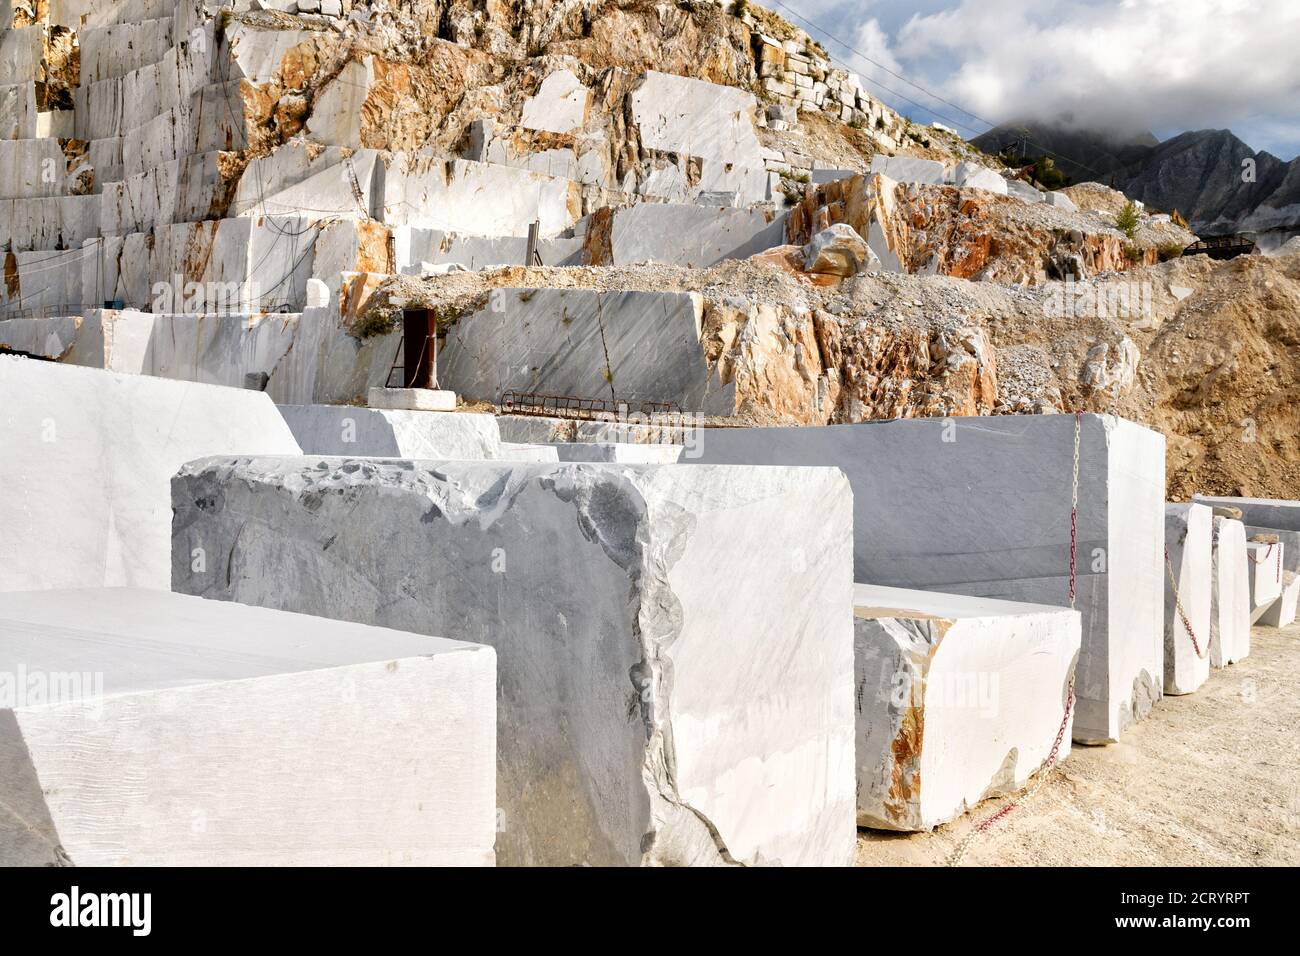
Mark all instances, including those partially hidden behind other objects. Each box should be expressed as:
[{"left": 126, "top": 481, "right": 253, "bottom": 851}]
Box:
[{"left": 172, "top": 456, "right": 857, "bottom": 866}]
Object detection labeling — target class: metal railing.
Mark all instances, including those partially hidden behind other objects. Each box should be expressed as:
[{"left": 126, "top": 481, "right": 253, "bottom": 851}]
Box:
[{"left": 501, "top": 390, "right": 681, "bottom": 421}]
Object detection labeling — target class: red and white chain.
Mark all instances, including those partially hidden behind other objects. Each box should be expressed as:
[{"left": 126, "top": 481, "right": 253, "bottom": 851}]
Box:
[
  {"left": 1164, "top": 545, "right": 1210, "bottom": 658},
  {"left": 948, "top": 410, "right": 1083, "bottom": 866}
]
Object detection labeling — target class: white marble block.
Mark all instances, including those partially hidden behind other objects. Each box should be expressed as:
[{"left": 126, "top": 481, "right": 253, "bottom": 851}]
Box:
[
  {"left": 552, "top": 442, "right": 683, "bottom": 464},
  {"left": 0, "top": 588, "right": 496, "bottom": 866},
  {"left": 1163, "top": 503, "right": 1212, "bottom": 695},
  {"left": 1194, "top": 496, "right": 1300, "bottom": 540},
  {"left": 854, "top": 585, "right": 1080, "bottom": 832},
  {"left": 1257, "top": 571, "right": 1299, "bottom": 628},
  {"left": 171, "top": 457, "right": 857, "bottom": 867},
  {"left": 1246, "top": 540, "right": 1284, "bottom": 625},
  {"left": 0, "top": 356, "right": 301, "bottom": 592},
  {"left": 690, "top": 414, "right": 1166, "bottom": 744},
  {"left": 1209, "top": 517, "right": 1251, "bottom": 666},
  {"left": 278, "top": 404, "right": 501, "bottom": 459}
]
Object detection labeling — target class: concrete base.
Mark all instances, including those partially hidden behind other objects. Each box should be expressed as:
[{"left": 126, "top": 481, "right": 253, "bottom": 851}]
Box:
[
  {"left": 1210, "top": 517, "right": 1251, "bottom": 666},
  {"left": 172, "top": 456, "right": 857, "bottom": 867},
  {"left": 368, "top": 387, "right": 457, "bottom": 412},
  {"left": 1164, "top": 503, "right": 1212, "bottom": 695},
  {"left": 853, "top": 585, "right": 1080, "bottom": 832},
  {"left": 0, "top": 588, "right": 495, "bottom": 866},
  {"left": 1258, "top": 572, "right": 1299, "bottom": 628}
]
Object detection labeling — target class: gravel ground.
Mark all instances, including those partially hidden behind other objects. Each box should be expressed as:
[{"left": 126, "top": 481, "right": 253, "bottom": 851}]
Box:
[{"left": 857, "top": 621, "right": 1300, "bottom": 866}]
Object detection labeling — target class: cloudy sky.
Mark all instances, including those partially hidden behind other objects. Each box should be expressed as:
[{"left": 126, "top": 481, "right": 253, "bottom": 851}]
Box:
[{"left": 760, "top": 0, "right": 1300, "bottom": 159}]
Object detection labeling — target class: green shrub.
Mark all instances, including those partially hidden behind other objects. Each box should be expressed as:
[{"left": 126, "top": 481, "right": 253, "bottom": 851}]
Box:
[
  {"left": 1157, "top": 242, "right": 1185, "bottom": 262},
  {"left": 1116, "top": 201, "right": 1140, "bottom": 240},
  {"left": 355, "top": 308, "right": 398, "bottom": 340}
]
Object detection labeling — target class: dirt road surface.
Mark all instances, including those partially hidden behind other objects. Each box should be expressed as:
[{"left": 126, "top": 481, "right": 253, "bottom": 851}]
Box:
[{"left": 857, "top": 622, "right": 1300, "bottom": 866}]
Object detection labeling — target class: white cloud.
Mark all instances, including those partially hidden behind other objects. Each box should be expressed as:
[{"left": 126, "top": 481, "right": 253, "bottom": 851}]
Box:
[{"left": 893, "top": 0, "right": 1300, "bottom": 145}]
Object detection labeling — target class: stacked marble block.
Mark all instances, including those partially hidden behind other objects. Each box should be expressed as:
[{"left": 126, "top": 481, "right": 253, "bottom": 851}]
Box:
[
  {"left": 853, "top": 586, "right": 1080, "bottom": 831},
  {"left": 1163, "top": 503, "right": 1212, "bottom": 695},
  {"left": 1196, "top": 496, "right": 1300, "bottom": 632},
  {"left": 171, "top": 456, "right": 858, "bottom": 866},
  {"left": 0, "top": 588, "right": 495, "bottom": 866},
  {"left": 691, "top": 414, "right": 1166, "bottom": 745},
  {"left": 1246, "top": 539, "right": 1285, "bottom": 624},
  {"left": 1197, "top": 496, "right": 1300, "bottom": 628}
]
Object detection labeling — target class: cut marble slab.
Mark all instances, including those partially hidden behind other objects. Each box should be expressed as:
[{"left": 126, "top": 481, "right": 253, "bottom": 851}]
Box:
[
  {"left": 171, "top": 456, "right": 856, "bottom": 867},
  {"left": 1209, "top": 517, "right": 1250, "bottom": 666},
  {"left": 688, "top": 414, "right": 1166, "bottom": 745},
  {"left": 0, "top": 587, "right": 495, "bottom": 866},
  {"left": 854, "top": 585, "right": 1080, "bottom": 832},
  {"left": 1194, "top": 496, "right": 1300, "bottom": 543},
  {"left": 279, "top": 404, "right": 501, "bottom": 460},
  {"left": 1246, "top": 540, "right": 1284, "bottom": 625},
  {"left": 1163, "top": 503, "right": 1212, "bottom": 695},
  {"left": 869, "top": 155, "right": 947, "bottom": 185},
  {"left": 551, "top": 442, "right": 683, "bottom": 464},
  {"left": 1257, "top": 571, "right": 1299, "bottom": 628},
  {"left": 0, "top": 356, "right": 300, "bottom": 592}
]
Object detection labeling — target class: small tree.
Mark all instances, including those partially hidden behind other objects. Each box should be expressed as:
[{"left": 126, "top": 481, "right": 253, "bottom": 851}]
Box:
[{"left": 1116, "top": 201, "right": 1140, "bottom": 240}]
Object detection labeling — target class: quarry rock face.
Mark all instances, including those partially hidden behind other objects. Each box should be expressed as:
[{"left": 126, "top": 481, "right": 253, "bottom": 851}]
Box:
[
  {"left": 1163, "top": 503, "right": 1212, "bottom": 695},
  {"left": 854, "top": 585, "right": 1080, "bottom": 832},
  {"left": 690, "top": 413, "right": 1166, "bottom": 745},
  {"left": 172, "top": 456, "right": 857, "bottom": 867},
  {"left": 0, "top": 587, "right": 496, "bottom": 866},
  {"left": 0, "top": 355, "right": 300, "bottom": 592},
  {"left": 437, "top": 288, "right": 733, "bottom": 414},
  {"left": 1209, "top": 517, "right": 1250, "bottom": 667}
]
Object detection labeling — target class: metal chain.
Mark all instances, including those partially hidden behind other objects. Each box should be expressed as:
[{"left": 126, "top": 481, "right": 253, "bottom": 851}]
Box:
[
  {"left": 1247, "top": 543, "right": 1282, "bottom": 583},
  {"left": 1164, "top": 546, "right": 1210, "bottom": 659},
  {"left": 947, "top": 410, "right": 1083, "bottom": 866},
  {"left": 1068, "top": 410, "right": 1081, "bottom": 609},
  {"left": 948, "top": 676, "right": 1076, "bottom": 866}
]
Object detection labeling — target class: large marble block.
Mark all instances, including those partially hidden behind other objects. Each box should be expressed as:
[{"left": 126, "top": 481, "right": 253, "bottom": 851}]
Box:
[
  {"left": 1163, "top": 503, "right": 1212, "bottom": 695},
  {"left": 1209, "top": 517, "right": 1250, "bottom": 666},
  {"left": 171, "top": 456, "right": 856, "bottom": 867},
  {"left": 585, "top": 203, "right": 787, "bottom": 268},
  {"left": 1245, "top": 526, "right": 1300, "bottom": 575},
  {"left": 0, "top": 356, "right": 301, "bottom": 592},
  {"left": 437, "top": 288, "right": 734, "bottom": 414},
  {"left": 1246, "top": 540, "right": 1284, "bottom": 625},
  {"left": 854, "top": 585, "right": 1079, "bottom": 832},
  {"left": 630, "top": 71, "right": 763, "bottom": 167},
  {"left": 0, "top": 587, "right": 495, "bottom": 866},
  {"left": 690, "top": 414, "right": 1166, "bottom": 744},
  {"left": 1195, "top": 496, "right": 1300, "bottom": 540}
]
